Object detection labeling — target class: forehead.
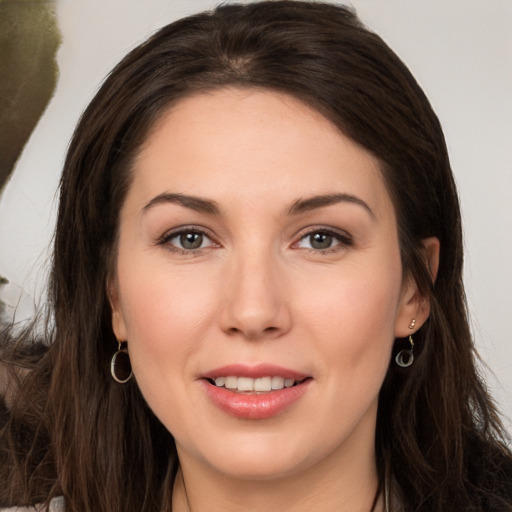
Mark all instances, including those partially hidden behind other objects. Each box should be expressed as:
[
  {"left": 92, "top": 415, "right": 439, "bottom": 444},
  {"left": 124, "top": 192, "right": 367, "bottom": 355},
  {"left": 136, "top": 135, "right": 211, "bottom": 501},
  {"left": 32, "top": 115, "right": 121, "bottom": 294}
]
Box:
[{"left": 127, "top": 87, "right": 392, "bottom": 217}]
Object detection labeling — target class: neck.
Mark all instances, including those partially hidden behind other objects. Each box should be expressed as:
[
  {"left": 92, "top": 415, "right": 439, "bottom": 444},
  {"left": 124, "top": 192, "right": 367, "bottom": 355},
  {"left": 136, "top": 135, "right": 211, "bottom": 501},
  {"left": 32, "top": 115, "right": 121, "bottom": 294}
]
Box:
[
  {"left": 172, "top": 417, "right": 383, "bottom": 512},
  {"left": 173, "top": 468, "right": 384, "bottom": 512}
]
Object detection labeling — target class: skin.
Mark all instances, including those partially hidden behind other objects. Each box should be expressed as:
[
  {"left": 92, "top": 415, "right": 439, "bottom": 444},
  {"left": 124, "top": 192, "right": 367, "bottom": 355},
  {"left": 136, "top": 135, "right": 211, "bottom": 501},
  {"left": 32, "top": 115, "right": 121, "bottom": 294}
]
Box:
[{"left": 110, "top": 88, "right": 437, "bottom": 512}]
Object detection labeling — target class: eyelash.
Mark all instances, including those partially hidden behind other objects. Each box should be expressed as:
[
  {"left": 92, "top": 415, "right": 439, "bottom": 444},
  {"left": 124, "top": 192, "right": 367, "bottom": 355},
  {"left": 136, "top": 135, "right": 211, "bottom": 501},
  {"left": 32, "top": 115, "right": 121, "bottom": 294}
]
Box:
[
  {"left": 293, "top": 227, "right": 353, "bottom": 254},
  {"left": 157, "top": 226, "right": 353, "bottom": 255},
  {"left": 157, "top": 227, "right": 217, "bottom": 256}
]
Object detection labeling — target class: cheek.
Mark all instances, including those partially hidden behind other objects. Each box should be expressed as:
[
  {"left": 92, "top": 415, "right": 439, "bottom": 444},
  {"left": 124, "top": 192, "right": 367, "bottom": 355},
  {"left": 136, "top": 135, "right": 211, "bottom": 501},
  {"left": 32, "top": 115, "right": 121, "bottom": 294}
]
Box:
[
  {"left": 297, "top": 259, "right": 402, "bottom": 375},
  {"left": 115, "top": 258, "right": 221, "bottom": 374},
  {"left": 296, "top": 265, "right": 401, "bottom": 436},
  {"left": 114, "top": 261, "right": 224, "bottom": 433}
]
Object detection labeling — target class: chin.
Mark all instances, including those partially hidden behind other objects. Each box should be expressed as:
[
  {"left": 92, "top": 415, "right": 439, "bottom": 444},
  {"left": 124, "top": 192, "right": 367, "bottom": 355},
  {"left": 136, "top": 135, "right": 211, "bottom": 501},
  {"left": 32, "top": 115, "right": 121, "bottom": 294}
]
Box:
[
  {"left": 181, "top": 430, "right": 330, "bottom": 482},
  {"left": 212, "top": 455, "right": 311, "bottom": 482}
]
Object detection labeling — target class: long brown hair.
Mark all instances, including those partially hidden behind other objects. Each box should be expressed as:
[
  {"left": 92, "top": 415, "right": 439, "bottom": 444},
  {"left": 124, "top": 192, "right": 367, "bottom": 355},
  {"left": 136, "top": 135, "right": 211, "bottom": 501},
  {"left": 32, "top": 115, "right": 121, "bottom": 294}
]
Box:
[{"left": 1, "top": 2, "right": 511, "bottom": 510}]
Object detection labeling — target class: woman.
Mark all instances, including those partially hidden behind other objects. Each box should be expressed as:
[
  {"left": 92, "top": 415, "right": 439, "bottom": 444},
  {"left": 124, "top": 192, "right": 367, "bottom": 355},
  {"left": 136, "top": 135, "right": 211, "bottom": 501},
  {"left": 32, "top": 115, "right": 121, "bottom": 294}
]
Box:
[{"left": 1, "top": 1, "right": 511, "bottom": 510}]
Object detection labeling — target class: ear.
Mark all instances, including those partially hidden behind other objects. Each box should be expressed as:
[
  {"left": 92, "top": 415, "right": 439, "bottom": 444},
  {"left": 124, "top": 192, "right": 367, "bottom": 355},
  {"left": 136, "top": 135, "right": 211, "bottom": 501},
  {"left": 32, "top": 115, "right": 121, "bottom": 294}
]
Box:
[
  {"left": 394, "top": 237, "right": 440, "bottom": 337},
  {"left": 107, "top": 276, "right": 128, "bottom": 341}
]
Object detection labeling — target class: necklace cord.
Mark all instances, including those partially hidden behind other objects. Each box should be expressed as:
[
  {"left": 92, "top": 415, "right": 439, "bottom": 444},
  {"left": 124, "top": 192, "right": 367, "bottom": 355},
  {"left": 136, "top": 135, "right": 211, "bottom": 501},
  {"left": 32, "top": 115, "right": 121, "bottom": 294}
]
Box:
[{"left": 177, "top": 469, "right": 389, "bottom": 512}]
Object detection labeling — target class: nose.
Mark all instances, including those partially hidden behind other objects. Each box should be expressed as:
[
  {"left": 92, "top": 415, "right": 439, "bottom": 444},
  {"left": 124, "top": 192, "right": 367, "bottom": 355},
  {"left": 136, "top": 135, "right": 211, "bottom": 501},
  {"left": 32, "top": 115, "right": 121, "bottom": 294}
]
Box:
[{"left": 219, "top": 250, "right": 292, "bottom": 341}]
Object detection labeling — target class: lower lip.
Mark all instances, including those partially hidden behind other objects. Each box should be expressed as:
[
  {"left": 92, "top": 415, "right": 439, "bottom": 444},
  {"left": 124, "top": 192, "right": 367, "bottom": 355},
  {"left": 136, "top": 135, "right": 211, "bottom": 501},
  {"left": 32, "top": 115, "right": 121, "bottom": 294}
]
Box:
[{"left": 201, "top": 379, "right": 311, "bottom": 420}]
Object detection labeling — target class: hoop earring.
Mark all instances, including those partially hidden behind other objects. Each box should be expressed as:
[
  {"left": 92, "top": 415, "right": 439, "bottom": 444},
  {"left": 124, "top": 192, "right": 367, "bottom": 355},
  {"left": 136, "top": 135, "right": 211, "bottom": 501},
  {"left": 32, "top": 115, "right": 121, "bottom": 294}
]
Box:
[
  {"left": 395, "top": 335, "right": 415, "bottom": 368},
  {"left": 111, "top": 341, "right": 133, "bottom": 383}
]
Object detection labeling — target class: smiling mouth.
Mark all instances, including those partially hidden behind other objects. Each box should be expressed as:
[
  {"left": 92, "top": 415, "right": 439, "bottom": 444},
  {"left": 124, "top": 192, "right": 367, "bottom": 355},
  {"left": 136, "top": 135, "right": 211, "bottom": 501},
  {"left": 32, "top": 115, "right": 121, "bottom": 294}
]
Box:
[
  {"left": 202, "top": 371, "right": 312, "bottom": 419},
  {"left": 206, "top": 376, "right": 308, "bottom": 394}
]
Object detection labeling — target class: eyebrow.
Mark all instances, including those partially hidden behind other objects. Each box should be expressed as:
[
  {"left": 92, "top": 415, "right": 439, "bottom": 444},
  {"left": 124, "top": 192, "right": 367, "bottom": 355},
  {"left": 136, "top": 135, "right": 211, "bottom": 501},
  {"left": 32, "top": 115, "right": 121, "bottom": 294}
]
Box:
[
  {"left": 288, "top": 193, "right": 375, "bottom": 219},
  {"left": 142, "top": 193, "right": 220, "bottom": 215},
  {"left": 142, "top": 191, "right": 374, "bottom": 219}
]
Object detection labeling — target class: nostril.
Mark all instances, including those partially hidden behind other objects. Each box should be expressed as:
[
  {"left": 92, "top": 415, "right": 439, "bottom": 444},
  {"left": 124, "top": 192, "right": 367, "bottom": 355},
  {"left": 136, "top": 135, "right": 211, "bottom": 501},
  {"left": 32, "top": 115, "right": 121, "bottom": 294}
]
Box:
[{"left": 225, "top": 324, "right": 281, "bottom": 340}]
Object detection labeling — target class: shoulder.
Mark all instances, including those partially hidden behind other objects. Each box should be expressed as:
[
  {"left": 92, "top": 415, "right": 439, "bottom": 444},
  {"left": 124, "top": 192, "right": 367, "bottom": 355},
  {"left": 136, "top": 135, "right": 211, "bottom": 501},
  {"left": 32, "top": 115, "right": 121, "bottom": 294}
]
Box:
[{"left": 0, "top": 497, "right": 65, "bottom": 512}]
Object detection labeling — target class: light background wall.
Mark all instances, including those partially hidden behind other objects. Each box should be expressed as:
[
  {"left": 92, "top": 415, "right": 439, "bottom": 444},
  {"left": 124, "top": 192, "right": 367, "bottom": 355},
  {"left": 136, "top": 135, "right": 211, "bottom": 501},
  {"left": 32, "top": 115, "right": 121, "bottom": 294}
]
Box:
[{"left": 0, "top": 0, "right": 511, "bottom": 432}]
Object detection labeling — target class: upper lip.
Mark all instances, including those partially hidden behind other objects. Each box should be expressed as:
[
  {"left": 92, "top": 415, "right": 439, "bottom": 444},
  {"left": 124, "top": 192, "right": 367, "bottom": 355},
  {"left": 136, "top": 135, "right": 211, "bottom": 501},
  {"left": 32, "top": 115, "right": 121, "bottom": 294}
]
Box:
[{"left": 201, "top": 363, "right": 309, "bottom": 381}]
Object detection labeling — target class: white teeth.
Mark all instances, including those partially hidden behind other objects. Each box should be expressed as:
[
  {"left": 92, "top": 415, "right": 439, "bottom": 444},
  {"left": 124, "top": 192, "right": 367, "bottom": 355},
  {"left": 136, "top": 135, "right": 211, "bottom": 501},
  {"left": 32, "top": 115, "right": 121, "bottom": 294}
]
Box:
[
  {"left": 212, "top": 375, "right": 297, "bottom": 392},
  {"left": 271, "top": 376, "right": 284, "bottom": 389},
  {"left": 224, "top": 376, "right": 238, "bottom": 389},
  {"left": 237, "top": 377, "right": 254, "bottom": 392},
  {"left": 254, "top": 376, "right": 272, "bottom": 392}
]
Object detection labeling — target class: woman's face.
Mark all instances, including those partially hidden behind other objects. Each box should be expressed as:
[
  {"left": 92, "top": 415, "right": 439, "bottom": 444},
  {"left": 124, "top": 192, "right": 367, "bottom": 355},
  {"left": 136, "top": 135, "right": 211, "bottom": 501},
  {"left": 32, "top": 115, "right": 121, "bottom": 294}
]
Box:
[{"left": 110, "top": 88, "right": 421, "bottom": 481}]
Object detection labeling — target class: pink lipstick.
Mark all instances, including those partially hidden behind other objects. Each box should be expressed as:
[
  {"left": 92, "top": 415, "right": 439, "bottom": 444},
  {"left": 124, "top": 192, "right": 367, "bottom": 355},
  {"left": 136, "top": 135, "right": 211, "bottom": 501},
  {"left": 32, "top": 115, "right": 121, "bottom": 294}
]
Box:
[{"left": 200, "top": 364, "right": 311, "bottom": 420}]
